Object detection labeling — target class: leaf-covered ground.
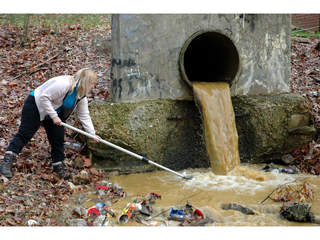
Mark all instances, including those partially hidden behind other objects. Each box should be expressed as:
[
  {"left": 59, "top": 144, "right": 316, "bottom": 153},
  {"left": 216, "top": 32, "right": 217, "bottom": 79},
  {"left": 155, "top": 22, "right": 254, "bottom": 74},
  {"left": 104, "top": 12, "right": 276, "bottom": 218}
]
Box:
[
  {"left": 290, "top": 37, "right": 320, "bottom": 175},
  {"left": 0, "top": 14, "right": 112, "bottom": 225},
  {"left": 0, "top": 15, "right": 320, "bottom": 225}
]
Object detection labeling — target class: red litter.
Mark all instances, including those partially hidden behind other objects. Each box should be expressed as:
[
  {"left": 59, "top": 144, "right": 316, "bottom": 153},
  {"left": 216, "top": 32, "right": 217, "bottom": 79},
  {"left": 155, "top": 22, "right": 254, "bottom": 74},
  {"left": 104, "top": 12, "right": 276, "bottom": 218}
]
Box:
[
  {"left": 194, "top": 209, "right": 204, "bottom": 218},
  {"left": 88, "top": 207, "right": 100, "bottom": 216},
  {"left": 96, "top": 186, "right": 109, "bottom": 191}
]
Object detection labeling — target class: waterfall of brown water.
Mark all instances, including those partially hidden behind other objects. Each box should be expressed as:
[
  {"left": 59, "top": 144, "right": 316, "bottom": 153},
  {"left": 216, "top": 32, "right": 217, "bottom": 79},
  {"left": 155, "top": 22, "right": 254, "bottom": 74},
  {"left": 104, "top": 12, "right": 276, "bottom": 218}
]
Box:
[{"left": 192, "top": 82, "right": 240, "bottom": 174}]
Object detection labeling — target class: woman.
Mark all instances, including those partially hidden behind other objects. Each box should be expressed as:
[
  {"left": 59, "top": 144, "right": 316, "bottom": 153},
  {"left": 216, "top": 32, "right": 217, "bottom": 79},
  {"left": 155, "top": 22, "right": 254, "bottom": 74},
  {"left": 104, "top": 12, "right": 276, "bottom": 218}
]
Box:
[{"left": 0, "top": 68, "right": 100, "bottom": 180}]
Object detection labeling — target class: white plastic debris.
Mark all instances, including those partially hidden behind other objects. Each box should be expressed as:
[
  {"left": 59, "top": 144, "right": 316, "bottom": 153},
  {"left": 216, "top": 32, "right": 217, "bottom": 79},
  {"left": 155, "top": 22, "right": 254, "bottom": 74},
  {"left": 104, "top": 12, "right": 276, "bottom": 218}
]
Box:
[
  {"left": 27, "top": 219, "right": 39, "bottom": 226},
  {"left": 0, "top": 175, "right": 9, "bottom": 183}
]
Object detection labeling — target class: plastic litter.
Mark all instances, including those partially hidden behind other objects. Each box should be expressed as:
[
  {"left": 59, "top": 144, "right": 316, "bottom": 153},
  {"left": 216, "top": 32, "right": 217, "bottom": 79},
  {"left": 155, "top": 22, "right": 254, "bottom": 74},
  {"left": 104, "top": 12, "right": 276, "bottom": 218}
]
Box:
[
  {"left": 96, "top": 202, "right": 106, "bottom": 211},
  {"left": 88, "top": 207, "right": 100, "bottom": 216},
  {"left": 118, "top": 203, "right": 138, "bottom": 224},
  {"left": 146, "top": 192, "right": 161, "bottom": 204},
  {"left": 118, "top": 214, "right": 129, "bottom": 224},
  {"left": 166, "top": 204, "right": 207, "bottom": 226},
  {"left": 95, "top": 183, "right": 126, "bottom": 199},
  {"left": 67, "top": 182, "right": 76, "bottom": 191},
  {"left": 280, "top": 168, "right": 297, "bottom": 174},
  {"left": 96, "top": 185, "right": 109, "bottom": 191},
  {"left": 262, "top": 163, "right": 297, "bottom": 174},
  {"left": 27, "top": 219, "right": 38, "bottom": 226},
  {"left": 64, "top": 141, "right": 82, "bottom": 150},
  {"left": 168, "top": 207, "right": 186, "bottom": 221}
]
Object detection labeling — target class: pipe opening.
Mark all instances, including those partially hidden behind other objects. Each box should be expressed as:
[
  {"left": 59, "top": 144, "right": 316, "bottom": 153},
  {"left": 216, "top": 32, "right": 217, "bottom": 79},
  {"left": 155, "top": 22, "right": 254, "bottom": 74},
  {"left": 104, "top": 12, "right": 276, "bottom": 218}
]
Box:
[{"left": 180, "top": 31, "right": 240, "bottom": 87}]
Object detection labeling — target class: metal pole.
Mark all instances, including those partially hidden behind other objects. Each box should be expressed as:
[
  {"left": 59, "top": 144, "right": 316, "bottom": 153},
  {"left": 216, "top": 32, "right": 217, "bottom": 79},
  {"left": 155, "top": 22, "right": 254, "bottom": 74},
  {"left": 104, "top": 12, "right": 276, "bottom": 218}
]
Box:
[{"left": 61, "top": 122, "right": 191, "bottom": 180}]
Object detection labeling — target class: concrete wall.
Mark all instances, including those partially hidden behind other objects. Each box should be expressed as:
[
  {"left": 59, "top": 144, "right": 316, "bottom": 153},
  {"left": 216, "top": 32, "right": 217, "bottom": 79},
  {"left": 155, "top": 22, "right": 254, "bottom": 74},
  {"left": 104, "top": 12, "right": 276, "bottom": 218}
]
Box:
[{"left": 111, "top": 14, "right": 291, "bottom": 102}]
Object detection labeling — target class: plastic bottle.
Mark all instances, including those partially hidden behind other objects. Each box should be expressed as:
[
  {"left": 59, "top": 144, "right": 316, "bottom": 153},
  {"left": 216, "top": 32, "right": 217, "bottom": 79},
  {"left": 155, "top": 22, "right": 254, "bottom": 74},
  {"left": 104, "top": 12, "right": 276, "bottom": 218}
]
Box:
[
  {"left": 96, "top": 202, "right": 106, "bottom": 211},
  {"left": 280, "top": 168, "right": 296, "bottom": 174},
  {"left": 64, "top": 141, "right": 82, "bottom": 150}
]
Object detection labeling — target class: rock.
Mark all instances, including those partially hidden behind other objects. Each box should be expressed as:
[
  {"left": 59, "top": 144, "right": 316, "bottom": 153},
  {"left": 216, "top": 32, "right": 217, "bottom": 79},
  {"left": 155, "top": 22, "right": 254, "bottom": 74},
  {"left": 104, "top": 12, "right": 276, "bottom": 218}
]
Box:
[
  {"left": 280, "top": 202, "right": 314, "bottom": 223},
  {"left": 281, "top": 154, "right": 295, "bottom": 165},
  {"left": 68, "top": 219, "right": 88, "bottom": 226},
  {"left": 221, "top": 203, "right": 255, "bottom": 215},
  {"left": 186, "top": 217, "right": 214, "bottom": 226},
  {"left": 72, "top": 155, "right": 84, "bottom": 169},
  {"left": 72, "top": 170, "right": 90, "bottom": 185},
  {"left": 72, "top": 206, "right": 88, "bottom": 218},
  {"left": 80, "top": 170, "right": 89, "bottom": 180}
]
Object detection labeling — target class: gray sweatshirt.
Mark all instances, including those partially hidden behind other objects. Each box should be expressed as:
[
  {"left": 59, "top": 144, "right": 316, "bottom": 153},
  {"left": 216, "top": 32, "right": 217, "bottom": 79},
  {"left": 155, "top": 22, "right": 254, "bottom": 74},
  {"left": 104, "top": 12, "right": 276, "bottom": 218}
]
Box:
[{"left": 33, "top": 75, "right": 96, "bottom": 135}]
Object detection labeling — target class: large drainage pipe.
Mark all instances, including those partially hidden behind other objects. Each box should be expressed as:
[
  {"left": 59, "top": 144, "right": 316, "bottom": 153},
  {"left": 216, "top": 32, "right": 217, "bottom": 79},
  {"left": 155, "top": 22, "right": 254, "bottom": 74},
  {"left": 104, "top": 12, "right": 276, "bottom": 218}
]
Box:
[{"left": 179, "top": 31, "right": 240, "bottom": 86}]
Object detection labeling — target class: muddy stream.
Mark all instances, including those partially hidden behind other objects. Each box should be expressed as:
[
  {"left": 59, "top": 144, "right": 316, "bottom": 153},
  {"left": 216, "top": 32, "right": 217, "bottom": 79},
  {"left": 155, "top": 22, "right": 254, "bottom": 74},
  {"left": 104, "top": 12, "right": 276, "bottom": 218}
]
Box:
[
  {"left": 67, "top": 165, "right": 320, "bottom": 226},
  {"left": 65, "top": 82, "right": 320, "bottom": 226}
]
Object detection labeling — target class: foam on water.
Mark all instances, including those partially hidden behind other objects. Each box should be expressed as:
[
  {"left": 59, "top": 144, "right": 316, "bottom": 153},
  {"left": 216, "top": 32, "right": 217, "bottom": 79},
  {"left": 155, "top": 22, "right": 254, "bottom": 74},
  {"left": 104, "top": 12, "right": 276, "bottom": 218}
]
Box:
[{"left": 163, "top": 167, "right": 296, "bottom": 195}]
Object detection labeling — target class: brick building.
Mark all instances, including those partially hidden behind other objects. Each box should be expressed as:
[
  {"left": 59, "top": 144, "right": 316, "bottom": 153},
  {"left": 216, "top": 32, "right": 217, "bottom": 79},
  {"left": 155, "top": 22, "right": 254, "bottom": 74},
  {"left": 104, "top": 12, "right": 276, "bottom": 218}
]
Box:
[{"left": 292, "top": 14, "right": 320, "bottom": 32}]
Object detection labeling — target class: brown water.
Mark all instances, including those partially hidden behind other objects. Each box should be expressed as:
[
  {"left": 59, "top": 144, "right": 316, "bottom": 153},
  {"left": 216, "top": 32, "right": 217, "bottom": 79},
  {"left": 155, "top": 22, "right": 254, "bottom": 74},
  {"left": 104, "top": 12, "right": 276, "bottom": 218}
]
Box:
[
  {"left": 66, "top": 82, "right": 320, "bottom": 226},
  {"left": 193, "top": 82, "right": 240, "bottom": 174},
  {"left": 67, "top": 165, "right": 320, "bottom": 226}
]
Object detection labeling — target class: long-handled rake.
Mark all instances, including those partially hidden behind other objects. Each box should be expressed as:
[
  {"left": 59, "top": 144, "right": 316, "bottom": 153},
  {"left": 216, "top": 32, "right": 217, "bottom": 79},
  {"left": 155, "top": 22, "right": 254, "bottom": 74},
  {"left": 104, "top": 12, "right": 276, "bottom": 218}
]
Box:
[{"left": 61, "top": 122, "right": 193, "bottom": 180}]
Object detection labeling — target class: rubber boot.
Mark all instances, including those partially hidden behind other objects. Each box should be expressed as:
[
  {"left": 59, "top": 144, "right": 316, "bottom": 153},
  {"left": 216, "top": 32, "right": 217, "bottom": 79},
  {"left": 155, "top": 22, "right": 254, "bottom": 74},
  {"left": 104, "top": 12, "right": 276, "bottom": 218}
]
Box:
[
  {"left": 0, "top": 151, "right": 17, "bottom": 178},
  {"left": 52, "top": 161, "right": 71, "bottom": 180}
]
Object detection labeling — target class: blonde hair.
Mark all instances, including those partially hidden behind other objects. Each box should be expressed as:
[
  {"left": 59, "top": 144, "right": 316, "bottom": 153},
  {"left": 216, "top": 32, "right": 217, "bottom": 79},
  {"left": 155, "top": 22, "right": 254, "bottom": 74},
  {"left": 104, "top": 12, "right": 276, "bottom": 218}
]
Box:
[{"left": 72, "top": 68, "right": 98, "bottom": 99}]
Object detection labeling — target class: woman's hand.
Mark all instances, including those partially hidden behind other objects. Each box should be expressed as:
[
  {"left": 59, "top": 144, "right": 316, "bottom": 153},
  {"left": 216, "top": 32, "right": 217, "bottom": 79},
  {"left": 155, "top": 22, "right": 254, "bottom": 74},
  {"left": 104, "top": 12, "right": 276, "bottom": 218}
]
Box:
[
  {"left": 92, "top": 135, "right": 102, "bottom": 143},
  {"left": 53, "top": 116, "right": 62, "bottom": 126}
]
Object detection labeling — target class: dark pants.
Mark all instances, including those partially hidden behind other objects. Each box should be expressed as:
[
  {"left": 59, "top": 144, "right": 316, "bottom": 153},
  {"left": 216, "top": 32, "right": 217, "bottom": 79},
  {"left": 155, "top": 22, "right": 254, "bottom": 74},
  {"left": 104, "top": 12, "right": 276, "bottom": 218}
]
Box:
[{"left": 7, "top": 95, "right": 65, "bottom": 163}]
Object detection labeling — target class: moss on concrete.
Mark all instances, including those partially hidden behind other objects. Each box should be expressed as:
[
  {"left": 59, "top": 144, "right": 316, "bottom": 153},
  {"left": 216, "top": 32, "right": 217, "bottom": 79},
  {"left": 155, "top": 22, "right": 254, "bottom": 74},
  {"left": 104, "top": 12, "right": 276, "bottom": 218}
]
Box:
[
  {"left": 88, "top": 99, "right": 209, "bottom": 173},
  {"left": 88, "top": 93, "right": 316, "bottom": 173},
  {"left": 233, "top": 93, "right": 316, "bottom": 163}
]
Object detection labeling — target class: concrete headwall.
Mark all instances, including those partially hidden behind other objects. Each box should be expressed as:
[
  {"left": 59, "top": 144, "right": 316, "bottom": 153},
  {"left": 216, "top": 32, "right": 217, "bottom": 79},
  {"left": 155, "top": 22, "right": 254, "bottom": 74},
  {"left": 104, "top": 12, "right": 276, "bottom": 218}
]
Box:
[
  {"left": 88, "top": 14, "right": 317, "bottom": 173},
  {"left": 111, "top": 14, "right": 291, "bottom": 102}
]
